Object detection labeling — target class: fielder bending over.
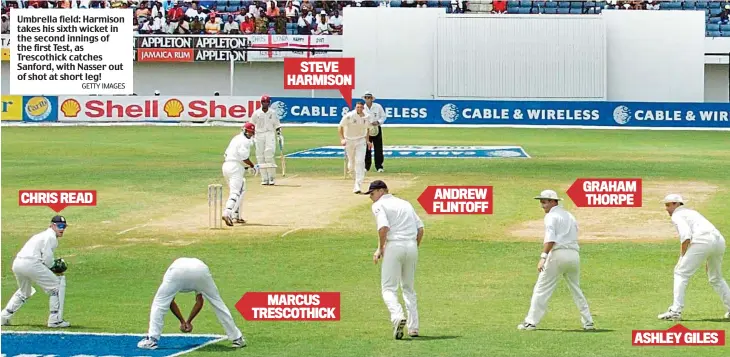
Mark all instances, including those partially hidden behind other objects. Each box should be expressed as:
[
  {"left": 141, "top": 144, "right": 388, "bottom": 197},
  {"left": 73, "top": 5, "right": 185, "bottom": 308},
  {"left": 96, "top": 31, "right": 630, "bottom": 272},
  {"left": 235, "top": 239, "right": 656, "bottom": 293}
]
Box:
[
  {"left": 1, "top": 215, "right": 70, "bottom": 328},
  {"left": 657, "top": 194, "right": 730, "bottom": 321},
  {"left": 339, "top": 101, "right": 372, "bottom": 194},
  {"left": 368, "top": 180, "right": 424, "bottom": 339},
  {"left": 518, "top": 190, "right": 595, "bottom": 331},
  {"left": 249, "top": 95, "right": 283, "bottom": 186},
  {"left": 138, "top": 257, "right": 246, "bottom": 350},
  {"left": 221, "top": 122, "right": 258, "bottom": 226}
]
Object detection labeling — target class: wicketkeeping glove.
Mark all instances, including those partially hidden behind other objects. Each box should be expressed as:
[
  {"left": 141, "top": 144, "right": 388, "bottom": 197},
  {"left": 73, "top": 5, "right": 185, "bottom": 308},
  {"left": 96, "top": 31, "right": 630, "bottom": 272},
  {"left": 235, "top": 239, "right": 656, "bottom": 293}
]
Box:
[{"left": 50, "top": 258, "right": 68, "bottom": 274}]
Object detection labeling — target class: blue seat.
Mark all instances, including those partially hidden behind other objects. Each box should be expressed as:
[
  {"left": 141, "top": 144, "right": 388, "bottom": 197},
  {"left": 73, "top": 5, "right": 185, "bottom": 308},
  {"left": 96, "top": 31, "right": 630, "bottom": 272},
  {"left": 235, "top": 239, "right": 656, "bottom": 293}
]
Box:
[
  {"left": 544, "top": 7, "right": 558, "bottom": 14},
  {"left": 520, "top": 0, "right": 532, "bottom": 7},
  {"left": 557, "top": 7, "right": 570, "bottom": 14},
  {"left": 708, "top": 30, "right": 722, "bottom": 37},
  {"left": 390, "top": 0, "right": 402, "bottom": 6},
  {"left": 709, "top": 16, "right": 722, "bottom": 23},
  {"left": 427, "top": 0, "right": 438, "bottom": 7},
  {"left": 721, "top": 24, "right": 730, "bottom": 31},
  {"left": 545, "top": 1, "right": 558, "bottom": 8},
  {"left": 584, "top": 1, "right": 596, "bottom": 7},
  {"left": 571, "top": 8, "right": 583, "bottom": 14},
  {"left": 695, "top": 1, "right": 709, "bottom": 8},
  {"left": 531, "top": 7, "right": 542, "bottom": 13},
  {"left": 508, "top": 1, "right": 521, "bottom": 7},
  {"left": 508, "top": 6, "right": 520, "bottom": 13},
  {"left": 558, "top": 1, "right": 571, "bottom": 8},
  {"left": 722, "top": 31, "right": 730, "bottom": 37},
  {"left": 707, "top": 23, "right": 721, "bottom": 31},
  {"left": 518, "top": 7, "right": 531, "bottom": 14},
  {"left": 663, "top": 1, "right": 682, "bottom": 9},
  {"left": 709, "top": 1, "right": 722, "bottom": 8},
  {"left": 532, "top": 1, "right": 546, "bottom": 7}
]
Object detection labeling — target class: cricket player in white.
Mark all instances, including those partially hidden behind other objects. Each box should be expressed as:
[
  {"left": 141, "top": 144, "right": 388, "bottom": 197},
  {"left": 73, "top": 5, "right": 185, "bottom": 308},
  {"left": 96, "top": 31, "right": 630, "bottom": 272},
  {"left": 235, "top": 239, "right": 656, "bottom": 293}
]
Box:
[
  {"left": 1, "top": 215, "right": 70, "bottom": 328},
  {"left": 518, "top": 190, "right": 595, "bottom": 331},
  {"left": 138, "top": 257, "right": 245, "bottom": 349},
  {"left": 249, "top": 95, "right": 283, "bottom": 186},
  {"left": 221, "top": 122, "right": 258, "bottom": 226},
  {"left": 657, "top": 194, "right": 730, "bottom": 321},
  {"left": 368, "top": 180, "right": 424, "bottom": 339},
  {"left": 338, "top": 101, "right": 372, "bottom": 194}
]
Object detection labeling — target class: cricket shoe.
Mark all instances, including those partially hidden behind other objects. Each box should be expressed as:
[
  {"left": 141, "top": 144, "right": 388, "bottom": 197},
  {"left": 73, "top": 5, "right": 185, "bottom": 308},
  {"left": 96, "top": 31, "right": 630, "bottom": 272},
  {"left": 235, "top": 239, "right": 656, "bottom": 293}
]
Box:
[
  {"left": 393, "top": 318, "right": 406, "bottom": 340},
  {"left": 1, "top": 315, "right": 9, "bottom": 326},
  {"left": 658, "top": 309, "right": 682, "bottom": 321},
  {"left": 137, "top": 336, "right": 158, "bottom": 350},
  {"left": 235, "top": 219, "right": 247, "bottom": 224},
  {"left": 232, "top": 337, "right": 246, "bottom": 348},
  {"left": 222, "top": 215, "right": 234, "bottom": 227},
  {"left": 517, "top": 322, "right": 536, "bottom": 331},
  {"left": 47, "top": 320, "right": 70, "bottom": 328},
  {"left": 377, "top": 168, "right": 384, "bottom": 173},
  {"left": 724, "top": 311, "right": 730, "bottom": 319},
  {"left": 408, "top": 329, "right": 419, "bottom": 337},
  {"left": 583, "top": 322, "right": 596, "bottom": 331}
]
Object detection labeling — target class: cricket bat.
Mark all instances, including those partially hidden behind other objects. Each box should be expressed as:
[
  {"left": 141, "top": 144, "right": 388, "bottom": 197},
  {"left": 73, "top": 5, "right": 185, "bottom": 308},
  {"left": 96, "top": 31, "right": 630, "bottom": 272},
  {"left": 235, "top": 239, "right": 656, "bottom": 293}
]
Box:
[{"left": 278, "top": 135, "right": 286, "bottom": 176}]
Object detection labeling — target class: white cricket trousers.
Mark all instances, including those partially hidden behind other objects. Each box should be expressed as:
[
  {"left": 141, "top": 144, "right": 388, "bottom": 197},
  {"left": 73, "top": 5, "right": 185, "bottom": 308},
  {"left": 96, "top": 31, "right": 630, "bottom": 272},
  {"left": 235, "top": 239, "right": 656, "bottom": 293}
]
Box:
[
  {"left": 254, "top": 131, "right": 277, "bottom": 183},
  {"left": 147, "top": 259, "right": 243, "bottom": 341},
  {"left": 345, "top": 138, "right": 366, "bottom": 192},
  {"left": 671, "top": 234, "right": 730, "bottom": 313},
  {"left": 381, "top": 240, "right": 419, "bottom": 331},
  {"left": 524, "top": 249, "right": 593, "bottom": 326},
  {"left": 1, "top": 257, "right": 66, "bottom": 324},
  {"left": 222, "top": 161, "right": 246, "bottom": 220}
]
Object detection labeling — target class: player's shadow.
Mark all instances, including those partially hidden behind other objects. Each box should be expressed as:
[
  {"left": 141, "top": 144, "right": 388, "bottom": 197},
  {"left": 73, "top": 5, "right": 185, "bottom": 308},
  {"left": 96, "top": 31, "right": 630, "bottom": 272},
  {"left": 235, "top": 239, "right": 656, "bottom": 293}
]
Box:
[
  {"left": 268, "top": 184, "right": 302, "bottom": 187},
  {"left": 538, "top": 328, "right": 615, "bottom": 333},
  {"left": 407, "top": 335, "right": 461, "bottom": 341},
  {"left": 7, "top": 324, "right": 101, "bottom": 330},
  {"left": 196, "top": 344, "right": 237, "bottom": 352},
  {"left": 682, "top": 318, "right": 729, "bottom": 322}
]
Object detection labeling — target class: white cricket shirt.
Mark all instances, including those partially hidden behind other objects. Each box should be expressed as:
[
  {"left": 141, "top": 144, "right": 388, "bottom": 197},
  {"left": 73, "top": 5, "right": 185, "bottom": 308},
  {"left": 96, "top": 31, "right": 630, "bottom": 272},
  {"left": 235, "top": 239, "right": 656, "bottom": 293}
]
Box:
[
  {"left": 250, "top": 108, "right": 281, "bottom": 133},
  {"left": 224, "top": 133, "right": 255, "bottom": 162},
  {"left": 16, "top": 228, "right": 58, "bottom": 268},
  {"left": 364, "top": 102, "right": 387, "bottom": 125},
  {"left": 543, "top": 206, "right": 580, "bottom": 251},
  {"left": 372, "top": 194, "right": 424, "bottom": 242},
  {"left": 339, "top": 110, "right": 371, "bottom": 140},
  {"left": 671, "top": 207, "right": 723, "bottom": 244}
]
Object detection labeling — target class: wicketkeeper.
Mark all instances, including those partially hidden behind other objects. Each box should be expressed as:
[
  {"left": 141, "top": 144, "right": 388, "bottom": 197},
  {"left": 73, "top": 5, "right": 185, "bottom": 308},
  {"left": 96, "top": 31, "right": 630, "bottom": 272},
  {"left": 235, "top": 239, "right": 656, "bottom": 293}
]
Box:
[{"left": 1, "top": 215, "right": 70, "bottom": 328}]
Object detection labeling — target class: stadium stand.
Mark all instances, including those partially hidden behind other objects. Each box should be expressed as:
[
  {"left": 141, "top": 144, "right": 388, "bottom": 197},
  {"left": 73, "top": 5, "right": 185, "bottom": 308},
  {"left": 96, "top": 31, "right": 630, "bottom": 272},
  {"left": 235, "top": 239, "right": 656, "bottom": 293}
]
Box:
[{"left": 1, "top": 1, "right": 729, "bottom": 37}]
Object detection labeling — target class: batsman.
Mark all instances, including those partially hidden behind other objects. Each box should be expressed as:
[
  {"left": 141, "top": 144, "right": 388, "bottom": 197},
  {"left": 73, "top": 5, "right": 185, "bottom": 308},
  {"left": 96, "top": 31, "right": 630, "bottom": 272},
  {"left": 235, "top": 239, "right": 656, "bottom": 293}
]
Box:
[{"left": 250, "top": 95, "right": 284, "bottom": 186}]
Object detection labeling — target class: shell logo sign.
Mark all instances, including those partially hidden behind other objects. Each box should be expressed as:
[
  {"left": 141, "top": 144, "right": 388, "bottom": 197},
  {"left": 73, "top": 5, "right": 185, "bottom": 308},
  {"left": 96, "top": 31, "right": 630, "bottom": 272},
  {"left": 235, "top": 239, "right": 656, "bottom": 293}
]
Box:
[{"left": 56, "top": 97, "right": 263, "bottom": 122}]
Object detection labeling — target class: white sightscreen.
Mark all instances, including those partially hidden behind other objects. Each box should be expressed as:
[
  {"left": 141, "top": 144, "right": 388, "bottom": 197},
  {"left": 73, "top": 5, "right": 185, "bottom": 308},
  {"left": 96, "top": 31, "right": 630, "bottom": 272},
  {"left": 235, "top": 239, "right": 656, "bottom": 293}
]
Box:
[{"left": 436, "top": 15, "right": 606, "bottom": 100}]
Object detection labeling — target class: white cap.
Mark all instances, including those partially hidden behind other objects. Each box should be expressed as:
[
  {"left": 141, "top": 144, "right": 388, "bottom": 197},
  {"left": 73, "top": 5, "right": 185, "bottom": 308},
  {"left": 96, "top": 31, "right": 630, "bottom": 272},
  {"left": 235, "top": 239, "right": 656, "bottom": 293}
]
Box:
[
  {"left": 363, "top": 91, "right": 373, "bottom": 97},
  {"left": 534, "top": 189, "right": 562, "bottom": 201},
  {"left": 154, "top": 90, "right": 160, "bottom": 95},
  {"left": 662, "top": 194, "right": 684, "bottom": 204}
]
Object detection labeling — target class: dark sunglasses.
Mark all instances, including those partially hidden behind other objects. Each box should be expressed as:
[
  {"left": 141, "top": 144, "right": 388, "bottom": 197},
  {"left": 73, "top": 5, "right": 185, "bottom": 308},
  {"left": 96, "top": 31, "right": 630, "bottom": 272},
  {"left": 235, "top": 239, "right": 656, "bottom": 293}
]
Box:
[{"left": 55, "top": 223, "right": 67, "bottom": 229}]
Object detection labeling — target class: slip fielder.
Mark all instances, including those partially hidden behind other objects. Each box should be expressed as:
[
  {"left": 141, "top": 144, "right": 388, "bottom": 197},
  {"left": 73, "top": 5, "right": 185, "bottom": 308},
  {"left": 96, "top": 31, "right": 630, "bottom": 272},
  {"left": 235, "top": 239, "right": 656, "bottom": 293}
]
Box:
[
  {"left": 368, "top": 180, "right": 424, "bottom": 339},
  {"left": 338, "top": 101, "right": 372, "bottom": 194},
  {"left": 137, "top": 257, "right": 246, "bottom": 350},
  {"left": 657, "top": 194, "right": 730, "bottom": 321},
  {"left": 249, "top": 95, "right": 283, "bottom": 186},
  {"left": 1, "top": 215, "right": 70, "bottom": 328},
  {"left": 517, "top": 190, "right": 595, "bottom": 331},
  {"left": 221, "top": 122, "right": 258, "bottom": 226}
]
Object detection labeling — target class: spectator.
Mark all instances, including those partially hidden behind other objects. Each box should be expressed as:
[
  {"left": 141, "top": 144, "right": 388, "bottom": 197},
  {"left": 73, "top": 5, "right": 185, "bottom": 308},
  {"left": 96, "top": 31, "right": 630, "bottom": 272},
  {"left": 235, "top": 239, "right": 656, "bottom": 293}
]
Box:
[
  {"left": 136, "top": 2, "right": 150, "bottom": 18},
  {"left": 138, "top": 18, "right": 152, "bottom": 34},
  {"left": 190, "top": 17, "right": 204, "bottom": 34},
  {"left": 162, "top": 17, "right": 178, "bottom": 34},
  {"left": 240, "top": 13, "right": 255, "bottom": 34},
  {"left": 448, "top": 0, "right": 462, "bottom": 13},
  {"left": 224, "top": 15, "right": 239, "bottom": 34},
  {"left": 301, "top": 0, "right": 313, "bottom": 13},
  {"left": 175, "top": 16, "right": 191, "bottom": 34},
  {"left": 416, "top": 0, "right": 427, "bottom": 8},
  {"left": 185, "top": 1, "right": 200, "bottom": 19},
  {"left": 720, "top": 5, "right": 730, "bottom": 25},
  {"left": 492, "top": 0, "right": 506, "bottom": 13},
  {"left": 167, "top": 2, "right": 184, "bottom": 21},
  {"left": 266, "top": 0, "right": 280, "bottom": 19},
  {"left": 79, "top": 0, "right": 92, "bottom": 8},
  {"left": 248, "top": 1, "right": 258, "bottom": 15},
  {"left": 255, "top": 12, "right": 268, "bottom": 34},
  {"left": 275, "top": 12, "right": 287, "bottom": 34},
  {"left": 329, "top": 9, "right": 343, "bottom": 35},
  {"left": 297, "top": 9, "right": 313, "bottom": 34},
  {"left": 151, "top": 12, "right": 164, "bottom": 33},
  {"left": 235, "top": 9, "right": 247, "bottom": 24},
  {"left": 1, "top": 14, "right": 8, "bottom": 34},
  {"left": 313, "top": 11, "right": 331, "bottom": 34},
  {"left": 205, "top": 14, "right": 220, "bottom": 34},
  {"left": 285, "top": 0, "right": 299, "bottom": 23},
  {"left": 645, "top": 0, "right": 660, "bottom": 10}
]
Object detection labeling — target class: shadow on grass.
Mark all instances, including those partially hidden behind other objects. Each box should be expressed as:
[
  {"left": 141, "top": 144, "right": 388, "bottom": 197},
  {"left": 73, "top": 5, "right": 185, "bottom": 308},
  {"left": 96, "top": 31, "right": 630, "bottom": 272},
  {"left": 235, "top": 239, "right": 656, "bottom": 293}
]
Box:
[
  {"left": 3, "top": 324, "right": 103, "bottom": 331},
  {"left": 681, "top": 318, "right": 729, "bottom": 323},
  {"left": 407, "top": 335, "right": 461, "bottom": 341},
  {"left": 197, "top": 344, "right": 240, "bottom": 352},
  {"left": 538, "top": 328, "right": 615, "bottom": 333}
]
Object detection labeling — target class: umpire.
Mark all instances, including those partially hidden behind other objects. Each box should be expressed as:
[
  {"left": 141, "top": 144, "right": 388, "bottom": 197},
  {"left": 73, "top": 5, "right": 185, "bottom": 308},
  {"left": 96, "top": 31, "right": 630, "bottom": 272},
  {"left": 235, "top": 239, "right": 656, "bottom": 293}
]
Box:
[{"left": 363, "top": 91, "right": 387, "bottom": 172}]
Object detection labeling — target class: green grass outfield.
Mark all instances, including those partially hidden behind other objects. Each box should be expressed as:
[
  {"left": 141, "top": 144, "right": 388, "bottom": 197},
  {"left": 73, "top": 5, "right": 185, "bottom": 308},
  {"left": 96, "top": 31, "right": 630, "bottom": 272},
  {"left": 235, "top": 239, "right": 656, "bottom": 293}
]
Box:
[{"left": 1, "top": 126, "right": 729, "bottom": 357}]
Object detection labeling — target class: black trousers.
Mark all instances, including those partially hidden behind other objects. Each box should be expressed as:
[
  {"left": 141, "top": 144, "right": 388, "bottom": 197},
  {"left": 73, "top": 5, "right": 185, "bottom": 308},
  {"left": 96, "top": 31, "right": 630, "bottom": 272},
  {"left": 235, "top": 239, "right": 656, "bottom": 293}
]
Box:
[{"left": 365, "top": 127, "right": 384, "bottom": 171}]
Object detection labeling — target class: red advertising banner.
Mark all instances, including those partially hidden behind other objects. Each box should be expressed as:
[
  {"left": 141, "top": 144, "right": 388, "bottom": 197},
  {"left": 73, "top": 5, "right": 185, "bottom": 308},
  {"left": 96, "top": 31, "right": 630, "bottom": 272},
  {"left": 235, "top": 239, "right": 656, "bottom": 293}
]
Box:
[
  {"left": 417, "top": 186, "right": 493, "bottom": 214},
  {"left": 283, "top": 58, "right": 355, "bottom": 106},
  {"left": 19, "top": 190, "right": 97, "bottom": 213},
  {"left": 235, "top": 292, "right": 341, "bottom": 321},
  {"left": 632, "top": 324, "right": 725, "bottom": 346},
  {"left": 566, "top": 178, "right": 642, "bottom": 207}
]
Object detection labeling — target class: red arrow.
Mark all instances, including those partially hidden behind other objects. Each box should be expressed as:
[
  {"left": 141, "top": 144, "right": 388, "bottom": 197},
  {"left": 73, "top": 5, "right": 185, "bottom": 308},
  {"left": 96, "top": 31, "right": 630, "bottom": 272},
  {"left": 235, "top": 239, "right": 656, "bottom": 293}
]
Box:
[
  {"left": 566, "top": 179, "right": 642, "bottom": 208},
  {"left": 235, "top": 292, "right": 341, "bottom": 321},
  {"left": 417, "top": 186, "right": 493, "bottom": 214}
]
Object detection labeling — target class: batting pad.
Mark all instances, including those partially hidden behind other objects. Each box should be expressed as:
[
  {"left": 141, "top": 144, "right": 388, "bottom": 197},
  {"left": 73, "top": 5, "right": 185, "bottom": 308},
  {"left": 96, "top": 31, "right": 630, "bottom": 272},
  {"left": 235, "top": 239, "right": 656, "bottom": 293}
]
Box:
[
  {"left": 286, "top": 145, "right": 531, "bottom": 159},
  {"left": 0, "top": 331, "right": 225, "bottom": 357}
]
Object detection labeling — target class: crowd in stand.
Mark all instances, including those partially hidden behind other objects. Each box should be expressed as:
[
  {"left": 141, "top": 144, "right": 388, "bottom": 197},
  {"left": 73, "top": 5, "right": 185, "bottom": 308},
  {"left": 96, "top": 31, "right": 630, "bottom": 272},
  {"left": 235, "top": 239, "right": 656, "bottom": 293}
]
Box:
[{"left": 2, "top": 1, "right": 730, "bottom": 35}]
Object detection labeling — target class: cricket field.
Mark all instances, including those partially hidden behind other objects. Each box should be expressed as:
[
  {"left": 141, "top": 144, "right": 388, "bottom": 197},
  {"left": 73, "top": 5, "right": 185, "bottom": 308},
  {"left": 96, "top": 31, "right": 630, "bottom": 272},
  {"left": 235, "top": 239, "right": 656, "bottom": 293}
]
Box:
[{"left": 1, "top": 126, "right": 729, "bottom": 357}]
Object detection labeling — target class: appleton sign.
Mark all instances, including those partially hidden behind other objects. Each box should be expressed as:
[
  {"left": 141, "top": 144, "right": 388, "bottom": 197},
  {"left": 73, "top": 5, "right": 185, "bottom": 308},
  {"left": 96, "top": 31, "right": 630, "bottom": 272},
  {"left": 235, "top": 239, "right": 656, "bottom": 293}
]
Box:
[{"left": 132, "top": 34, "right": 343, "bottom": 62}]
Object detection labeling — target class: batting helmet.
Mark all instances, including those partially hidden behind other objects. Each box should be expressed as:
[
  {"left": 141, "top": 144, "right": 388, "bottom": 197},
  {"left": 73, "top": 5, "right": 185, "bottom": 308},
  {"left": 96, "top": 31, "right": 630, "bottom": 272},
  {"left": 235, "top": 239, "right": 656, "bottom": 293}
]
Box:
[
  {"left": 242, "top": 122, "right": 255, "bottom": 133},
  {"left": 260, "top": 95, "right": 271, "bottom": 103}
]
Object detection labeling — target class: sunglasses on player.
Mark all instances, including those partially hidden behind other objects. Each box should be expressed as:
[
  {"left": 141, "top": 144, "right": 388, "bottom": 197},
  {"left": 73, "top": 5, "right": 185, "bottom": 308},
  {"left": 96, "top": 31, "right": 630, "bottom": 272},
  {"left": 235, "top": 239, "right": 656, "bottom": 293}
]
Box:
[{"left": 55, "top": 223, "right": 67, "bottom": 229}]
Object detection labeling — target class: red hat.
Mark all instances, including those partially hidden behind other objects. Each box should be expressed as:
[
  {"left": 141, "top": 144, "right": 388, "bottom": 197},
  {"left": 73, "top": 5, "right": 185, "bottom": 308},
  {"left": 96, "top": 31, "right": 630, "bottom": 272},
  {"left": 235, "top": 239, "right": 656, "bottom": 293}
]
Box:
[
  {"left": 242, "top": 122, "right": 255, "bottom": 133},
  {"left": 260, "top": 95, "right": 271, "bottom": 103}
]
